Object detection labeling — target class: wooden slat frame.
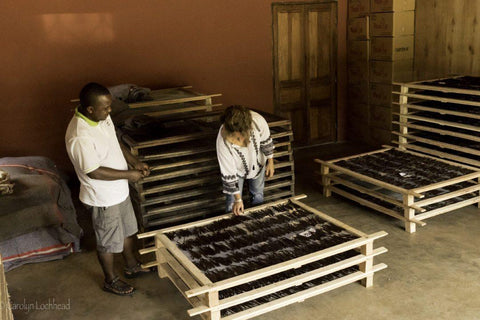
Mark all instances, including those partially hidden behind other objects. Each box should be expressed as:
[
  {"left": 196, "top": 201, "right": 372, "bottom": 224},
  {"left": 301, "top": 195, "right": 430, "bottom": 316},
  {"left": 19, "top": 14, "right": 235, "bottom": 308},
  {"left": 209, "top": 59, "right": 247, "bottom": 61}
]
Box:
[
  {"left": 393, "top": 132, "right": 480, "bottom": 157},
  {"left": 392, "top": 112, "right": 480, "bottom": 133},
  {"left": 318, "top": 148, "right": 480, "bottom": 231},
  {"left": 395, "top": 142, "right": 480, "bottom": 168},
  {"left": 315, "top": 158, "right": 424, "bottom": 198},
  {"left": 393, "top": 91, "right": 480, "bottom": 107},
  {"left": 391, "top": 121, "right": 480, "bottom": 144},
  {"left": 138, "top": 197, "right": 387, "bottom": 319},
  {"left": 393, "top": 79, "right": 480, "bottom": 96},
  {"left": 398, "top": 103, "right": 480, "bottom": 121}
]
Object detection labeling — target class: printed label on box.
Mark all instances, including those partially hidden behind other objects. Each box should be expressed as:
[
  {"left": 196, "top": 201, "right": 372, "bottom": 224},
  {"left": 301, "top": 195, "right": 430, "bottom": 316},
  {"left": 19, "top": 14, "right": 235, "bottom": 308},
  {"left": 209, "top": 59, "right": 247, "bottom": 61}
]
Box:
[
  {"left": 348, "top": 16, "right": 370, "bottom": 40},
  {"left": 371, "top": 36, "right": 414, "bottom": 60},
  {"left": 348, "top": 40, "right": 370, "bottom": 61},
  {"left": 370, "top": 11, "right": 414, "bottom": 36}
]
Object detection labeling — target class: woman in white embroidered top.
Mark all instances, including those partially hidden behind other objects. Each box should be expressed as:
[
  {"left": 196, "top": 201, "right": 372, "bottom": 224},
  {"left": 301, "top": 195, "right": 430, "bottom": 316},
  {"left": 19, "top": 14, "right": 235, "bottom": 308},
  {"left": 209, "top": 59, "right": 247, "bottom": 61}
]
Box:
[{"left": 216, "top": 105, "right": 275, "bottom": 215}]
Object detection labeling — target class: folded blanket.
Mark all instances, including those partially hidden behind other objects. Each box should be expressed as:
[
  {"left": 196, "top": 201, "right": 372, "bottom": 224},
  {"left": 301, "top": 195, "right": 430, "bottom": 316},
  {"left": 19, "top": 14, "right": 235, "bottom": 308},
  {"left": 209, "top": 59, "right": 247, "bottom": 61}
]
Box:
[{"left": 0, "top": 157, "right": 82, "bottom": 242}]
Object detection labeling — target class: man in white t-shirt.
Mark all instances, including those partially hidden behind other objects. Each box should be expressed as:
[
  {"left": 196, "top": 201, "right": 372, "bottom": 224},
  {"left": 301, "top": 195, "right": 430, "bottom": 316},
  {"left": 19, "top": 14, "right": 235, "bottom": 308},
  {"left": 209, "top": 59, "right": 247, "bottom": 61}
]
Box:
[{"left": 65, "top": 82, "right": 150, "bottom": 296}]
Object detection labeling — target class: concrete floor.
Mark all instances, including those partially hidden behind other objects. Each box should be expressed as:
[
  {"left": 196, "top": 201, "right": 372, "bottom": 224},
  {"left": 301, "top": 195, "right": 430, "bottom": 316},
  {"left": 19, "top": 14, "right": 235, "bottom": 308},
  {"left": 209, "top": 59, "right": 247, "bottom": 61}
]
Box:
[{"left": 5, "top": 143, "right": 480, "bottom": 320}]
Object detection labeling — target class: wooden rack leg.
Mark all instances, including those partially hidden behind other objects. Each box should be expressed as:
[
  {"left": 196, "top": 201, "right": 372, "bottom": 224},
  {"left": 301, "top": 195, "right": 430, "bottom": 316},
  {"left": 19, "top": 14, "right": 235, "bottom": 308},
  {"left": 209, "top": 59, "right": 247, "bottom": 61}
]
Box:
[
  {"left": 398, "top": 85, "right": 409, "bottom": 151},
  {"left": 321, "top": 164, "right": 331, "bottom": 197},
  {"left": 207, "top": 291, "right": 221, "bottom": 320},
  {"left": 155, "top": 237, "right": 167, "bottom": 278},
  {"left": 403, "top": 194, "right": 416, "bottom": 233},
  {"left": 360, "top": 242, "right": 373, "bottom": 287}
]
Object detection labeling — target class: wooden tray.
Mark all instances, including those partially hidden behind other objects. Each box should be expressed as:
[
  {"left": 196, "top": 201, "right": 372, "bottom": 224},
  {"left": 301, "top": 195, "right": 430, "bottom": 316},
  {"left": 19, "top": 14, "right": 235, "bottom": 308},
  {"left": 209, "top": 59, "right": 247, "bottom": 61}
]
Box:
[
  {"left": 138, "top": 196, "right": 387, "bottom": 320},
  {"left": 316, "top": 147, "right": 480, "bottom": 233},
  {"left": 393, "top": 76, "right": 480, "bottom": 167}
]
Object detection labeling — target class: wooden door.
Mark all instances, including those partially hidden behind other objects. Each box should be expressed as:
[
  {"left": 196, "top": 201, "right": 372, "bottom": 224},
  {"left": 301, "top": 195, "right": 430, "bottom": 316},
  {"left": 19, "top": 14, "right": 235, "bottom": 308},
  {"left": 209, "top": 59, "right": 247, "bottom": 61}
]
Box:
[{"left": 273, "top": 2, "right": 337, "bottom": 145}]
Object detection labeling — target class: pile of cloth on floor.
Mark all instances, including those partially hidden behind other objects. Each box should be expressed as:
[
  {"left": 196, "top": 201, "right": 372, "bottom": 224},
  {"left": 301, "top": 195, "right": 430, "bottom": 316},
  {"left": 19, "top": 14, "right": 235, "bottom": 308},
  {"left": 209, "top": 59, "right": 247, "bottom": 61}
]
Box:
[{"left": 0, "top": 156, "right": 83, "bottom": 271}]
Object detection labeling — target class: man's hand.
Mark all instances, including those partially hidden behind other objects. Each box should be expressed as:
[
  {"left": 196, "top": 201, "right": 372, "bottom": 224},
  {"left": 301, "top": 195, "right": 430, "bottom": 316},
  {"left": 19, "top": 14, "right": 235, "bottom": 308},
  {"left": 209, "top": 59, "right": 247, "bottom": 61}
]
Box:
[
  {"left": 265, "top": 158, "right": 274, "bottom": 178},
  {"left": 127, "top": 170, "right": 144, "bottom": 183},
  {"left": 232, "top": 200, "right": 244, "bottom": 215},
  {"left": 133, "top": 160, "right": 150, "bottom": 177}
]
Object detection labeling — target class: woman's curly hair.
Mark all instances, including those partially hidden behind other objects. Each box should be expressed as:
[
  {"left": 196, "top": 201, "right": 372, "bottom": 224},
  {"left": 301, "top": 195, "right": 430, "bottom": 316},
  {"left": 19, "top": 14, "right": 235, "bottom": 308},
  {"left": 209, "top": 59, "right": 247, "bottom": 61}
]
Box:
[{"left": 221, "top": 105, "right": 252, "bottom": 135}]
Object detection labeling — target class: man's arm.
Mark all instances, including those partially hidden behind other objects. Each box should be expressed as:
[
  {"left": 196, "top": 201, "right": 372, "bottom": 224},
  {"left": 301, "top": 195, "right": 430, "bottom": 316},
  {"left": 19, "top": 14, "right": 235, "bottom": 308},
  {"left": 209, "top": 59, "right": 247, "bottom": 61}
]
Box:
[{"left": 87, "top": 167, "right": 143, "bottom": 183}]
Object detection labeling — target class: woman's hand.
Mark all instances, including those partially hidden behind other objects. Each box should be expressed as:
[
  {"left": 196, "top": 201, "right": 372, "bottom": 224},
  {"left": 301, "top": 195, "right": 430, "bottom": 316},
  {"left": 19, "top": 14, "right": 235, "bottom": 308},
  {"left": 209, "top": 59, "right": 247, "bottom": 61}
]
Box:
[
  {"left": 233, "top": 200, "right": 244, "bottom": 215},
  {"left": 265, "top": 158, "right": 274, "bottom": 178}
]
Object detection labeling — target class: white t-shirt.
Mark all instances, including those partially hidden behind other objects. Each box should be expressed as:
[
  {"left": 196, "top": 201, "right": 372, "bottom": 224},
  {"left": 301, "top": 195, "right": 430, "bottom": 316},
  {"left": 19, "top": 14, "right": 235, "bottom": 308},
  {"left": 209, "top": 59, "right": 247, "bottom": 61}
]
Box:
[
  {"left": 216, "top": 111, "right": 274, "bottom": 195},
  {"left": 65, "top": 110, "right": 129, "bottom": 207}
]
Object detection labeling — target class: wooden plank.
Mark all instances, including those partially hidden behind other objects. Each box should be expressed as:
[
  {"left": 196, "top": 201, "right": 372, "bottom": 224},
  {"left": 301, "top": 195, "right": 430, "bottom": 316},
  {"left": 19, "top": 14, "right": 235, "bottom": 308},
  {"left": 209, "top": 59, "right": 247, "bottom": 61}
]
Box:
[
  {"left": 391, "top": 120, "right": 480, "bottom": 144},
  {"left": 394, "top": 91, "right": 480, "bottom": 107},
  {"left": 221, "top": 264, "right": 387, "bottom": 320},
  {"left": 139, "top": 145, "right": 215, "bottom": 161},
  {"left": 396, "top": 83, "right": 480, "bottom": 96},
  {"left": 414, "top": 183, "right": 480, "bottom": 208},
  {"left": 396, "top": 143, "right": 480, "bottom": 168},
  {"left": 145, "top": 198, "right": 224, "bottom": 217},
  {"left": 330, "top": 186, "right": 426, "bottom": 226},
  {"left": 328, "top": 174, "right": 423, "bottom": 212},
  {"left": 392, "top": 112, "right": 480, "bottom": 133},
  {"left": 188, "top": 247, "right": 387, "bottom": 317},
  {"left": 142, "top": 188, "right": 220, "bottom": 207},
  {"left": 401, "top": 103, "right": 480, "bottom": 121},
  {"left": 291, "top": 199, "right": 370, "bottom": 237},
  {"left": 139, "top": 163, "right": 219, "bottom": 184},
  {"left": 318, "top": 158, "right": 424, "bottom": 198},
  {"left": 396, "top": 147, "right": 480, "bottom": 171},
  {"left": 162, "top": 263, "right": 204, "bottom": 308},
  {"left": 393, "top": 131, "right": 480, "bottom": 157},
  {"left": 412, "top": 171, "right": 480, "bottom": 193},
  {"left": 315, "top": 147, "right": 391, "bottom": 163},
  {"left": 393, "top": 76, "right": 464, "bottom": 87},
  {"left": 129, "top": 93, "right": 222, "bottom": 109},
  {"left": 186, "top": 232, "right": 387, "bottom": 297},
  {"left": 415, "top": 196, "right": 480, "bottom": 221},
  {"left": 144, "top": 104, "right": 223, "bottom": 118}
]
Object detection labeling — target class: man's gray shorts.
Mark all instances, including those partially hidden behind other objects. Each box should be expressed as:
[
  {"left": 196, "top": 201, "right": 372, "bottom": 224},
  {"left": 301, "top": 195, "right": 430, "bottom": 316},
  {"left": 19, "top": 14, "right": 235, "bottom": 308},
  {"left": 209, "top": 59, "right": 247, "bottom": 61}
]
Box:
[{"left": 86, "top": 196, "right": 138, "bottom": 253}]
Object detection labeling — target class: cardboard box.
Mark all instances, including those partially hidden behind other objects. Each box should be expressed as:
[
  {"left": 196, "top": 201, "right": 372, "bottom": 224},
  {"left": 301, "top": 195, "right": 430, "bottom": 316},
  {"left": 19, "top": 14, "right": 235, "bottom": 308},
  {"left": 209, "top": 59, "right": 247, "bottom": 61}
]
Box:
[
  {"left": 370, "top": 0, "right": 415, "bottom": 13},
  {"left": 370, "top": 11, "right": 414, "bottom": 36},
  {"left": 370, "top": 36, "right": 414, "bottom": 61},
  {"left": 370, "top": 59, "right": 413, "bottom": 83},
  {"left": 348, "top": 83, "right": 369, "bottom": 104},
  {"left": 369, "top": 82, "right": 395, "bottom": 106},
  {"left": 348, "top": 60, "right": 369, "bottom": 84},
  {"left": 348, "top": 16, "right": 369, "bottom": 40},
  {"left": 348, "top": 103, "right": 369, "bottom": 125},
  {"left": 369, "top": 104, "right": 391, "bottom": 130},
  {"left": 349, "top": 0, "right": 370, "bottom": 18},
  {"left": 348, "top": 40, "right": 370, "bottom": 62},
  {"left": 369, "top": 127, "right": 392, "bottom": 146}
]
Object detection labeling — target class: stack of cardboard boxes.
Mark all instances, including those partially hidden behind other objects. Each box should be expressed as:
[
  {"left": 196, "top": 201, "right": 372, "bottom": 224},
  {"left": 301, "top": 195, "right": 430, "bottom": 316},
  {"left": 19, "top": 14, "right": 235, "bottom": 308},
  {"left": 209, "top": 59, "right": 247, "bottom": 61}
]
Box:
[{"left": 347, "top": 0, "right": 415, "bottom": 145}]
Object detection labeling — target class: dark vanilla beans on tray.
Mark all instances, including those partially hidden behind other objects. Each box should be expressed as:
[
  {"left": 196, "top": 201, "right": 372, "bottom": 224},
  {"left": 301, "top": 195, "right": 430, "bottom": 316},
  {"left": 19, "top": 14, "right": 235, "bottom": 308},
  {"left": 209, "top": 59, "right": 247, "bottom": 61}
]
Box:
[{"left": 166, "top": 201, "right": 360, "bottom": 316}]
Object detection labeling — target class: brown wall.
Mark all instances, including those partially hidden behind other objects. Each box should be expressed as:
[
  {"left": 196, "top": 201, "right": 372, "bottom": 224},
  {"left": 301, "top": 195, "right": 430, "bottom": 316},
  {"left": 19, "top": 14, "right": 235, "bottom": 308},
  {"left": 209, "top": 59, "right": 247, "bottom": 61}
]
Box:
[
  {"left": 415, "top": 0, "right": 480, "bottom": 80},
  {"left": 0, "top": 0, "right": 347, "bottom": 174}
]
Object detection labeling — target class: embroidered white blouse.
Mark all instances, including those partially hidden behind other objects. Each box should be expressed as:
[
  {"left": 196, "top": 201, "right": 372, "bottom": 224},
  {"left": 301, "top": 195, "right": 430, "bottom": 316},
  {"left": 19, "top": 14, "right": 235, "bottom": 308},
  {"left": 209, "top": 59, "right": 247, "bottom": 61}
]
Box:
[{"left": 216, "top": 111, "right": 274, "bottom": 195}]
